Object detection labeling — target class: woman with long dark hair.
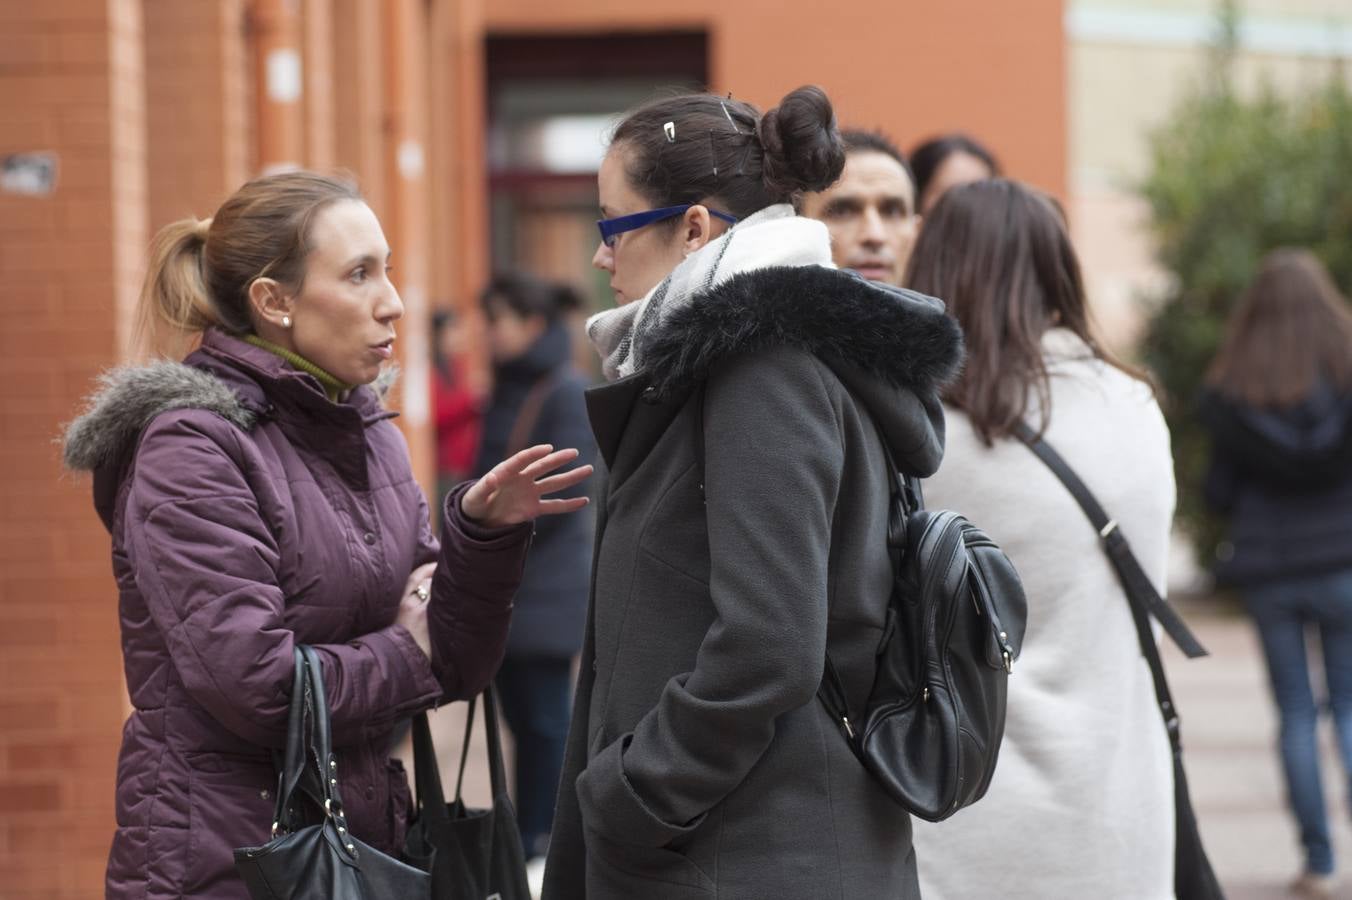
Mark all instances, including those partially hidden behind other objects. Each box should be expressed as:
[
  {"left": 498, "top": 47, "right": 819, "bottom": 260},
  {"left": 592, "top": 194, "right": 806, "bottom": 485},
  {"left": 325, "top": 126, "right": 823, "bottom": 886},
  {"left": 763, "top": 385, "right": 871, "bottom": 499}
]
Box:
[
  {"left": 1200, "top": 249, "right": 1352, "bottom": 899},
  {"left": 904, "top": 178, "right": 1177, "bottom": 898},
  {"left": 541, "top": 86, "right": 962, "bottom": 900}
]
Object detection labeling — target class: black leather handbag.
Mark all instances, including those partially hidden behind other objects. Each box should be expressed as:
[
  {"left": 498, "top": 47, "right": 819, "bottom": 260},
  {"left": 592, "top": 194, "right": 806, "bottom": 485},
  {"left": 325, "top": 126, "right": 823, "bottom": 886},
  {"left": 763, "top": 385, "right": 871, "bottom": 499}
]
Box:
[
  {"left": 404, "top": 687, "right": 530, "bottom": 900},
  {"left": 1016, "top": 423, "right": 1225, "bottom": 900},
  {"left": 233, "top": 646, "right": 432, "bottom": 900}
]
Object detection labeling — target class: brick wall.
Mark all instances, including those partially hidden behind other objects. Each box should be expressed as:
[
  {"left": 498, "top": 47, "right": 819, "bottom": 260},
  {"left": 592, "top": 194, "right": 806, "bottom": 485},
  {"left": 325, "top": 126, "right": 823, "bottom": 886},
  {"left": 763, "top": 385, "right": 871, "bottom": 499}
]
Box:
[
  {"left": 0, "top": 0, "right": 147, "bottom": 896},
  {"left": 0, "top": 1, "right": 433, "bottom": 894},
  {"left": 144, "top": 0, "right": 249, "bottom": 230}
]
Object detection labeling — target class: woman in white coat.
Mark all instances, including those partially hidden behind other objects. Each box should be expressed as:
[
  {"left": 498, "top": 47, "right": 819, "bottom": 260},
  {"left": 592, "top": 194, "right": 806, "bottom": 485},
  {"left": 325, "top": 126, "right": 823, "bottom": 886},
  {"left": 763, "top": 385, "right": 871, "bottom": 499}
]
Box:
[{"left": 905, "top": 179, "right": 1178, "bottom": 899}]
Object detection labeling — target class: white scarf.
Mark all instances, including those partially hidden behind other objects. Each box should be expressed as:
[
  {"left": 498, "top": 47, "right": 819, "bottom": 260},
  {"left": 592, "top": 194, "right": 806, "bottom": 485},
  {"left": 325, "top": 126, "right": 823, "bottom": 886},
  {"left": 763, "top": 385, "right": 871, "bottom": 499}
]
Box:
[{"left": 586, "top": 204, "right": 834, "bottom": 381}]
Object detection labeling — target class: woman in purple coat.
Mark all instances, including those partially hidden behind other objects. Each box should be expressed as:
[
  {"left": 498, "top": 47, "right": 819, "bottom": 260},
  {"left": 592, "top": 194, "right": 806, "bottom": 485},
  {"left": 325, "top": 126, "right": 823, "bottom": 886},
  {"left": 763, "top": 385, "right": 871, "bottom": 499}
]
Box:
[{"left": 62, "top": 171, "right": 592, "bottom": 900}]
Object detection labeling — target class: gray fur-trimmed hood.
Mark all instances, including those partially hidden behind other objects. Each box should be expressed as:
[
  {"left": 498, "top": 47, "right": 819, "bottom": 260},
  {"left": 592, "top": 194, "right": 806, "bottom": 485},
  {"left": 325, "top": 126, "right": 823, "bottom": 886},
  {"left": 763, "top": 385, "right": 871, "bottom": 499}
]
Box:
[
  {"left": 62, "top": 362, "right": 257, "bottom": 474},
  {"left": 62, "top": 337, "right": 400, "bottom": 476},
  {"left": 638, "top": 265, "right": 963, "bottom": 401}
]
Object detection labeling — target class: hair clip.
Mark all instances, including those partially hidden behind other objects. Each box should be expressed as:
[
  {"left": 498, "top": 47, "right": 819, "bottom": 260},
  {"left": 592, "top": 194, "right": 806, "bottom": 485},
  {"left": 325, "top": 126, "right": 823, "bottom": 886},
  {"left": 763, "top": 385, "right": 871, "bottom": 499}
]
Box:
[
  {"left": 737, "top": 140, "right": 755, "bottom": 176},
  {"left": 663, "top": 122, "right": 676, "bottom": 142},
  {"left": 719, "top": 101, "right": 746, "bottom": 135}
]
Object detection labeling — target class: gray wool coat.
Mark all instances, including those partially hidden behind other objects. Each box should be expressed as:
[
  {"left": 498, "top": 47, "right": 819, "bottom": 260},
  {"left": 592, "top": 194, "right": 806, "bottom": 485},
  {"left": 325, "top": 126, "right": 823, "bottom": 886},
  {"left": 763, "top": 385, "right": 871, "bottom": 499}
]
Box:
[{"left": 542, "top": 266, "right": 964, "bottom": 900}]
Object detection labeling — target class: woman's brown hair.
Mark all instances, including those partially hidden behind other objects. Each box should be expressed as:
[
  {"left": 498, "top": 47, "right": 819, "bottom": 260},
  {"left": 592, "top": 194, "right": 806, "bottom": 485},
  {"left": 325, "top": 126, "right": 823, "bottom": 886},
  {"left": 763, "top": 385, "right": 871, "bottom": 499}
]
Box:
[
  {"left": 133, "top": 171, "right": 361, "bottom": 358},
  {"left": 905, "top": 178, "right": 1145, "bottom": 446},
  {"left": 1206, "top": 248, "right": 1352, "bottom": 408}
]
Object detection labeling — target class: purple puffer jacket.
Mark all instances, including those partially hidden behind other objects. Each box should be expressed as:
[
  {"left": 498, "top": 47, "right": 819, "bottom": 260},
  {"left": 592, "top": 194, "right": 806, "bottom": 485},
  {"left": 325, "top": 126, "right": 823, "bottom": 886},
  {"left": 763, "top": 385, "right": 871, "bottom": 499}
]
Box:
[{"left": 63, "top": 330, "right": 532, "bottom": 900}]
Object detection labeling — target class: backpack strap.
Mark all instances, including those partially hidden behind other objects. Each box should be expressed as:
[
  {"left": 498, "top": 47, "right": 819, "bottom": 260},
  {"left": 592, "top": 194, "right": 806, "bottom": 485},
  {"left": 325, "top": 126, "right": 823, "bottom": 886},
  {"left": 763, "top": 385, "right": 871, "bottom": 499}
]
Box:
[{"left": 1012, "top": 420, "right": 1207, "bottom": 664}]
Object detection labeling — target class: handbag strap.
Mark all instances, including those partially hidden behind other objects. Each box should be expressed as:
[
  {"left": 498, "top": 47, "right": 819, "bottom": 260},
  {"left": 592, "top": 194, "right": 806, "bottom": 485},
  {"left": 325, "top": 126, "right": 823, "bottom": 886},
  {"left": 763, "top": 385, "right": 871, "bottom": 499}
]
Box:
[
  {"left": 482, "top": 684, "right": 510, "bottom": 797},
  {"left": 411, "top": 711, "right": 450, "bottom": 821},
  {"left": 297, "top": 646, "right": 354, "bottom": 839},
  {"left": 1012, "top": 422, "right": 1201, "bottom": 753},
  {"left": 1012, "top": 422, "right": 1208, "bottom": 660},
  {"left": 271, "top": 648, "right": 309, "bottom": 832},
  {"left": 451, "top": 684, "right": 511, "bottom": 804}
]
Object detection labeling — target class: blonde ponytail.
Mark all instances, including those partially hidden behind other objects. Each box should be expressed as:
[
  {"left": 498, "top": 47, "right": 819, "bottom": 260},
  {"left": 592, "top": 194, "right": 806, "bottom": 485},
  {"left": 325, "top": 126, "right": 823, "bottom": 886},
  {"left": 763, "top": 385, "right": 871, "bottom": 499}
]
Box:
[
  {"left": 132, "top": 217, "right": 220, "bottom": 359},
  {"left": 131, "top": 172, "right": 363, "bottom": 360}
]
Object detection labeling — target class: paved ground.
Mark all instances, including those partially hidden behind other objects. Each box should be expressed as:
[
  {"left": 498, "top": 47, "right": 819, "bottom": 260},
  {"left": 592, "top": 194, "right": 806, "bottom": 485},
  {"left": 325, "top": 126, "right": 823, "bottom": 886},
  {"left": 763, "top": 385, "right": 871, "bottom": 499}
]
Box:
[
  {"left": 401, "top": 598, "right": 1352, "bottom": 898},
  {"left": 1169, "top": 597, "right": 1352, "bottom": 899}
]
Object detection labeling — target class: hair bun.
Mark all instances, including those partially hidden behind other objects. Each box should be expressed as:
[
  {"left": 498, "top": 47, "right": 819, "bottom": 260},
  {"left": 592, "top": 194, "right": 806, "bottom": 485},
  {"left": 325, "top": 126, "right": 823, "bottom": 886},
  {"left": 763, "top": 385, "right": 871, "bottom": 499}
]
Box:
[{"left": 757, "top": 85, "right": 846, "bottom": 198}]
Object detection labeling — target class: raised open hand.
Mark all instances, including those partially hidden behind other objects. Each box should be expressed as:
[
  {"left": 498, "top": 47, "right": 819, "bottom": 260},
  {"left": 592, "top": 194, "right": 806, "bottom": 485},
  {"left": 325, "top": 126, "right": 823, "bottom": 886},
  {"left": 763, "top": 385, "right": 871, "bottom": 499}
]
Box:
[{"left": 461, "top": 444, "right": 593, "bottom": 529}]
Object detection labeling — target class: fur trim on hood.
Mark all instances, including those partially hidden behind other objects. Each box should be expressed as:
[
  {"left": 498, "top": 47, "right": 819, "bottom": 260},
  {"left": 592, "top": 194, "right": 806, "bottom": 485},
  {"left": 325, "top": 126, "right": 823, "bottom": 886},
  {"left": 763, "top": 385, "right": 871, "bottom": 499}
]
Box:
[
  {"left": 639, "top": 265, "right": 963, "bottom": 401},
  {"left": 61, "top": 357, "right": 400, "bottom": 474},
  {"left": 62, "top": 362, "right": 257, "bottom": 473}
]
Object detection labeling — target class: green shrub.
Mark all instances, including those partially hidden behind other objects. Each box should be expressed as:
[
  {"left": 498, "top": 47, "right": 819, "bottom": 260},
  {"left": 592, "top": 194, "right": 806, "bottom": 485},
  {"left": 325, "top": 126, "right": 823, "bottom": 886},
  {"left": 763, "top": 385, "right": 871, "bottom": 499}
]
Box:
[{"left": 1137, "top": 14, "right": 1352, "bottom": 569}]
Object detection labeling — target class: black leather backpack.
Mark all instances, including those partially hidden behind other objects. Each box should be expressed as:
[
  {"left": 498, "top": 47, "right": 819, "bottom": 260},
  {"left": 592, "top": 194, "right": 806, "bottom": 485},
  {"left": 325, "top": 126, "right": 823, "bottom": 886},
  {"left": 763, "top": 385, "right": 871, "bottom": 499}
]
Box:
[
  {"left": 694, "top": 381, "right": 1028, "bottom": 822},
  {"left": 819, "top": 436, "right": 1028, "bottom": 821}
]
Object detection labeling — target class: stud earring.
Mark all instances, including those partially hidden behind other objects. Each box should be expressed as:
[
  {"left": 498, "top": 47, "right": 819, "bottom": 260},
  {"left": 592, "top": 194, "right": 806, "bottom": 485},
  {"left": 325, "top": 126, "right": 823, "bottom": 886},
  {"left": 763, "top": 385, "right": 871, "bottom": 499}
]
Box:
[{"left": 281, "top": 315, "right": 292, "bottom": 328}]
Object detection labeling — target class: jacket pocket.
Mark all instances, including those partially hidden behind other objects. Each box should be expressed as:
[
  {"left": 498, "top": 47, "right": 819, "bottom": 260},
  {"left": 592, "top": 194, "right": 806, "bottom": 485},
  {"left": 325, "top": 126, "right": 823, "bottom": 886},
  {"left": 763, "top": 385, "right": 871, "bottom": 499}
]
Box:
[
  {"left": 586, "top": 829, "right": 715, "bottom": 898},
  {"left": 186, "top": 756, "right": 276, "bottom": 896}
]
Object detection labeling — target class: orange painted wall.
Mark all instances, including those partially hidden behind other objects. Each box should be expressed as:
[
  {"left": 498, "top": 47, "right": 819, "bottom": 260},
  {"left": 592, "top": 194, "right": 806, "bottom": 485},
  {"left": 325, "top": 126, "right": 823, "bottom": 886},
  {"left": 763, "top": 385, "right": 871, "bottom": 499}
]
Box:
[
  {"left": 482, "top": 0, "right": 1067, "bottom": 199},
  {"left": 0, "top": 3, "right": 1065, "bottom": 896}
]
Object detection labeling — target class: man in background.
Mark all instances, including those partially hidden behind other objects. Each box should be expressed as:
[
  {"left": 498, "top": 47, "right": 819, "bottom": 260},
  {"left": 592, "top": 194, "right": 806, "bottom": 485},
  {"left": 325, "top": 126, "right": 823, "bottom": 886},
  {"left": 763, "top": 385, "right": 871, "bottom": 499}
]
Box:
[{"left": 800, "top": 129, "right": 918, "bottom": 287}]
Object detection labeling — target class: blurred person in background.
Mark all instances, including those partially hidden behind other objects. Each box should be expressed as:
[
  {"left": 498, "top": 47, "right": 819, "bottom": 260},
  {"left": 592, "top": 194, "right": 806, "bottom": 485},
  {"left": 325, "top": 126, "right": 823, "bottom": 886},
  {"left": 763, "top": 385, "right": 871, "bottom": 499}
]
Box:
[
  {"left": 1199, "top": 249, "right": 1352, "bottom": 900},
  {"left": 799, "top": 128, "right": 919, "bottom": 286},
  {"left": 543, "top": 84, "right": 962, "bottom": 900},
  {"left": 908, "top": 132, "right": 1000, "bottom": 216},
  {"left": 61, "top": 171, "right": 593, "bottom": 900},
  {"left": 906, "top": 178, "right": 1178, "bottom": 899},
  {"left": 432, "top": 308, "right": 486, "bottom": 509},
  {"left": 474, "top": 272, "right": 596, "bottom": 875}
]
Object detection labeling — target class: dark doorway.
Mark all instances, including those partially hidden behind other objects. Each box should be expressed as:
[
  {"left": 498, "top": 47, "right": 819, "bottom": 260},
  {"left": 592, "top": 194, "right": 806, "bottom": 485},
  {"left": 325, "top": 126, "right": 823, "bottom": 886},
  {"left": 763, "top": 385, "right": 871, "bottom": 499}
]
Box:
[{"left": 484, "top": 32, "right": 708, "bottom": 306}]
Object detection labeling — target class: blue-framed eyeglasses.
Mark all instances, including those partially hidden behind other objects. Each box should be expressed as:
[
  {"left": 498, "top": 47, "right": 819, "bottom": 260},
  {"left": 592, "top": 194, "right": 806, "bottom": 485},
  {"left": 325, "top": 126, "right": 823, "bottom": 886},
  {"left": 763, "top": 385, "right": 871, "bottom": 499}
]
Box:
[{"left": 597, "top": 205, "right": 738, "bottom": 248}]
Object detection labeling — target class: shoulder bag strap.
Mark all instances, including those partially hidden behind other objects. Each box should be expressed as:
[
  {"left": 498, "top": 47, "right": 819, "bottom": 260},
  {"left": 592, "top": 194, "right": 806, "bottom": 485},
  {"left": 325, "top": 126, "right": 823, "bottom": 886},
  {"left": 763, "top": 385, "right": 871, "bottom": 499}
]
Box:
[
  {"left": 506, "top": 371, "right": 562, "bottom": 457},
  {"left": 1011, "top": 422, "right": 1203, "bottom": 753},
  {"left": 1012, "top": 422, "right": 1207, "bottom": 660}
]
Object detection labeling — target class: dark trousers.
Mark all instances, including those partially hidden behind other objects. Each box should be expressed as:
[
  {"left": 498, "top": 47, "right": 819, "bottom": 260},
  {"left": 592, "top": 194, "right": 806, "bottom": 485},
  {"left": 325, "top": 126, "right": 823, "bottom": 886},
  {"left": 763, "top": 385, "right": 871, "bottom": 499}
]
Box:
[{"left": 495, "top": 656, "right": 574, "bottom": 859}]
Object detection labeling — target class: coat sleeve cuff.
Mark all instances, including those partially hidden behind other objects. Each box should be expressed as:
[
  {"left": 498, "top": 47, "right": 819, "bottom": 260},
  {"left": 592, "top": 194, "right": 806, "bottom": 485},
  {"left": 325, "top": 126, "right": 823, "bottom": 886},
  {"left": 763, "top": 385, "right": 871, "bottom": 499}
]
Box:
[
  {"left": 575, "top": 733, "right": 705, "bottom": 849},
  {"left": 443, "top": 481, "right": 535, "bottom": 546},
  {"left": 365, "top": 624, "right": 443, "bottom": 710}
]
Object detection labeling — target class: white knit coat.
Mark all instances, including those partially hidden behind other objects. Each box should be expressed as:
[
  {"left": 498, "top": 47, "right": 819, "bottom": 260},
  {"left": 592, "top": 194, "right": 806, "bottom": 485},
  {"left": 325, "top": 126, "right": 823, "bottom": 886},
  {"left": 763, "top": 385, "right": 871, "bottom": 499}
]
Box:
[{"left": 910, "top": 328, "right": 1177, "bottom": 900}]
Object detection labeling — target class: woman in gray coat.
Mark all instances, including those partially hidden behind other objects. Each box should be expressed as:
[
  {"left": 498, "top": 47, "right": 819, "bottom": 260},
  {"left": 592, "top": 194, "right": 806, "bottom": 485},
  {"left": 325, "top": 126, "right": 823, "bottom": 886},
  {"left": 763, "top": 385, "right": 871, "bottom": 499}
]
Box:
[{"left": 541, "top": 87, "right": 963, "bottom": 899}]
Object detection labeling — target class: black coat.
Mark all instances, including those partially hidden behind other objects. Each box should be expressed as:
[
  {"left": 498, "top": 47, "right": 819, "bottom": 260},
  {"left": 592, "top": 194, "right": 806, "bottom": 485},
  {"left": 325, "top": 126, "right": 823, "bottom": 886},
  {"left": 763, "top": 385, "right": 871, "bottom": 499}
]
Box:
[
  {"left": 1200, "top": 383, "right": 1352, "bottom": 585},
  {"left": 476, "top": 323, "right": 596, "bottom": 658},
  {"left": 542, "top": 267, "right": 963, "bottom": 900}
]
